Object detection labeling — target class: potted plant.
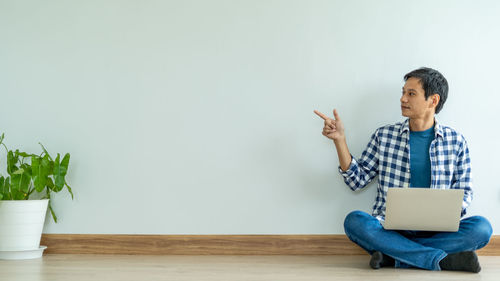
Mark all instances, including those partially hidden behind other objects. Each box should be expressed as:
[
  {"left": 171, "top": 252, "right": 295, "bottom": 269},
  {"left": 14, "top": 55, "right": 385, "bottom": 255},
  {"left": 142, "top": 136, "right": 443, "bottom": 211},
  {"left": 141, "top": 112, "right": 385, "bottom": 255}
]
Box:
[{"left": 0, "top": 133, "right": 73, "bottom": 260}]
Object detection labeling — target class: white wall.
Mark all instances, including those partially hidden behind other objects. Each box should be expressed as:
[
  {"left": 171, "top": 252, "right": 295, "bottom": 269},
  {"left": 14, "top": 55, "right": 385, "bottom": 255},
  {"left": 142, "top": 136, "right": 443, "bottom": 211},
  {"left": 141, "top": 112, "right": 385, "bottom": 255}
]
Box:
[{"left": 0, "top": 0, "right": 498, "bottom": 234}]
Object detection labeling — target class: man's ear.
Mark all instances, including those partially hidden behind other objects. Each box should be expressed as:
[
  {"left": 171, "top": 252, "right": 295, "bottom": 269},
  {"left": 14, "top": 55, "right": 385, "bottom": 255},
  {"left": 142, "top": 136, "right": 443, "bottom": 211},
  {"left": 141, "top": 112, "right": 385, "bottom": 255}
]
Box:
[{"left": 431, "top": 94, "right": 440, "bottom": 107}]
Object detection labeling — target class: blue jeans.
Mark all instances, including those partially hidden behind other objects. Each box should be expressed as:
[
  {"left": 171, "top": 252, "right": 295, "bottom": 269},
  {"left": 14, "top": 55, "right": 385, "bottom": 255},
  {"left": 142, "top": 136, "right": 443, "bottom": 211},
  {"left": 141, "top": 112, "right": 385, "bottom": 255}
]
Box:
[{"left": 344, "top": 210, "right": 492, "bottom": 270}]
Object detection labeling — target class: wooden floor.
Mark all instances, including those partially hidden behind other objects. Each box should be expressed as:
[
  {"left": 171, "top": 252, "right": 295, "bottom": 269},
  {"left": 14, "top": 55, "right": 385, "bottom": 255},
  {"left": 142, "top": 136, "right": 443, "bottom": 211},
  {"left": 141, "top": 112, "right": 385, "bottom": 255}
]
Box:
[{"left": 1, "top": 255, "right": 499, "bottom": 281}]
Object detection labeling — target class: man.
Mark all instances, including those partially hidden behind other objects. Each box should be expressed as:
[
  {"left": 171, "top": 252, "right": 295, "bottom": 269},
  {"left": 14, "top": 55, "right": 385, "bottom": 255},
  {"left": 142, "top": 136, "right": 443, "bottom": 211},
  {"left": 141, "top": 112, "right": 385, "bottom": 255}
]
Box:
[{"left": 314, "top": 67, "right": 492, "bottom": 272}]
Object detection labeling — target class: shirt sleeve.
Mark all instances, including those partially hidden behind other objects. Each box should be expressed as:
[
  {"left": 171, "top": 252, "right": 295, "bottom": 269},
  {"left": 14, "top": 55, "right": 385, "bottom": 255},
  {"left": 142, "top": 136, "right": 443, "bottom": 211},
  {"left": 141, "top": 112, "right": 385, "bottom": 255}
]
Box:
[
  {"left": 338, "top": 130, "right": 380, "bottom": 191},
  {"left": 452, "top": 137, "right": 473, "bottom": 216}
]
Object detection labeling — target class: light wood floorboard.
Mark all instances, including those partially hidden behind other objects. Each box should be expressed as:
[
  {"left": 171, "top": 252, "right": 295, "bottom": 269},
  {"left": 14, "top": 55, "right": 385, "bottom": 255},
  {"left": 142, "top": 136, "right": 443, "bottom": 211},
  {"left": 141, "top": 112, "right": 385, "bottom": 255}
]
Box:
[{"left": 1, "top": 255, "right": 499, "bottom": 281}]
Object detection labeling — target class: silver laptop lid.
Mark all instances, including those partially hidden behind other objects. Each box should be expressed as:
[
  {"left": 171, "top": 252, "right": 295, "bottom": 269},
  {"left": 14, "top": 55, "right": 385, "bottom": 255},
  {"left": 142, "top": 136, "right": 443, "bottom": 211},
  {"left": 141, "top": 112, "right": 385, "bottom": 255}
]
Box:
[{"left": 383, "top": 188, "right": 464, "bottom": 232}]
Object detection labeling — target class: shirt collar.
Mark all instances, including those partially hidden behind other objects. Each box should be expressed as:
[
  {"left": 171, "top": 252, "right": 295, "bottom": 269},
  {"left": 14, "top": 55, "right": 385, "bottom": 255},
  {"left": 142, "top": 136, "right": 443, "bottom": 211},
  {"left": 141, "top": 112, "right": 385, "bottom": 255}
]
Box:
[
  {"left": 434, "top": 118, "right": 444, "bottom": 139},
  {"left": 399, "top": 117, "right": 444, "bottom": 139},
  {"left": 400, "top": 118, "right": 411, "bottom": 135}
]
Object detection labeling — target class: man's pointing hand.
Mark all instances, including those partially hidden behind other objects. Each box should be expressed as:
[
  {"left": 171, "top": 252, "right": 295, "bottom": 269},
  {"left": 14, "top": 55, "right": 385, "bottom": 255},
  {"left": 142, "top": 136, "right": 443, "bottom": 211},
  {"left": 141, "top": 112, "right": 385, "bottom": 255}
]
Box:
[{"left": 314, "top": 109, "right": 346, "bottom": 141}]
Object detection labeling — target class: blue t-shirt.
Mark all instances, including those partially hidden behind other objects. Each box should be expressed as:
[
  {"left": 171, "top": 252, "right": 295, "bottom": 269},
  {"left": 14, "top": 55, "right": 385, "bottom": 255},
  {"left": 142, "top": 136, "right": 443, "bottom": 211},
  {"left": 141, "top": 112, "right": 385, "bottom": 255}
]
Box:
[{"left": 409, "top": 126, "right": 435, "bottom": 188}]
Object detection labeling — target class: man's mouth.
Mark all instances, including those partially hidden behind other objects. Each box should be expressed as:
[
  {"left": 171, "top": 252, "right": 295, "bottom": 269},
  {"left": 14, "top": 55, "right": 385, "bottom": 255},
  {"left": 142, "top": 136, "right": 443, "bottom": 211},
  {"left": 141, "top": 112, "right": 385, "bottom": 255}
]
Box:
[{"left": 401, "top": 105, "right": 410, "bottom": 109}]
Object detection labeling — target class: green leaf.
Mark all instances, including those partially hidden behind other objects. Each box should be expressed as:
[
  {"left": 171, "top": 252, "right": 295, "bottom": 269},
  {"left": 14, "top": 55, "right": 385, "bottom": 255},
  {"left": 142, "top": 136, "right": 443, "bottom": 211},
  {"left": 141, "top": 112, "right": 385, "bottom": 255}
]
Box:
[
  {"left": 11, "top": 187, "right": 26, "bottom": 200},
  {"left": 32, "top": 156, "right": 40, "bottom": 174},
  {"left": 10, "top": 169, "right": 31, "bottom": 196},
  {"left": 53, "top": 153, "right": 66, "bottom": 192},
  {"left": 3, "top": 178, "right": 11, "bottom": 200},
  {"left": 41, "top": 154, "right": 54, "bottom": 176},
  {"left": 10, "top": 174, "right": 21, "bottom": 193},
  {"left": 20, "top": 164, "right": 32, "bottom": 175},
  {"left": 32, "top": 156, "right": 41, "bottom": 189},
  {"left": 46, "top": 177, "right": 55, "bottom": 190},
  {"left": 19, "top": 164, "right": 31, "bottom": 194},
  {"left": 7, "top": 150, "right": 19, "bottom": 175},
  {"left": 13, "top": 168, "right": 24, "bottom": 175},
  {"left": 16, "top": 151, "right": 32, "bottom": 158},
  {"left": 38, "top": 143, "right": 53, "bottom": 161},
  {"left": 20, "top": 176, "right": 30, "bottom": 194},
  {"left": 14, "top": 149, "right": 31, "bottom": 159},
  {"left": 32, "top": 156, "right": 49, "bottom": 192},
  {"left": 0, "top": 176, "right": 5, "bottom": 199},
  {"left": 61, "top": 153, "right": 70, "bottom": 173}
]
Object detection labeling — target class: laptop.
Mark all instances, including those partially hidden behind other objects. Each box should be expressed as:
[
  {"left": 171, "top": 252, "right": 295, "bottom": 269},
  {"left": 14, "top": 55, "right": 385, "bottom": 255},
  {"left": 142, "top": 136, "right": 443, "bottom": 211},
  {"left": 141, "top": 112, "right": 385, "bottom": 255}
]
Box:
[{"left": 383, "top": 188, "right": 464, "bottom": 232}]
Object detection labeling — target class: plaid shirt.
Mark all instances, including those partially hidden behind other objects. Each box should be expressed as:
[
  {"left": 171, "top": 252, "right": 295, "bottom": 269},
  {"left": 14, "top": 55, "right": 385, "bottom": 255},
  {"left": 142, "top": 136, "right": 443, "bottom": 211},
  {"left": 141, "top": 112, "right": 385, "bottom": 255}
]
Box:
[{"left": 339, "top": 118, "right": 472, "bottom": 221}]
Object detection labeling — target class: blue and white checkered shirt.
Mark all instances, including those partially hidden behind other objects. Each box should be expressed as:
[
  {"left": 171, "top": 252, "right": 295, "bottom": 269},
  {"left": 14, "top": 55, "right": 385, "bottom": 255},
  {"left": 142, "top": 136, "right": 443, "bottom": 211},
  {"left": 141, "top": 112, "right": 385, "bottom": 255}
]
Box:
[{"left": 339, "top": 118, "right": 472, "bottom": 221}]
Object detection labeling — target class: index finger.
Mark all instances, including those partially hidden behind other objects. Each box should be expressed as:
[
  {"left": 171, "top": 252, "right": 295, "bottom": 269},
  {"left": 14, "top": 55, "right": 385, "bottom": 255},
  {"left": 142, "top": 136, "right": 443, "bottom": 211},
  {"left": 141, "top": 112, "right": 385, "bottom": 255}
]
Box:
[{"left": 314, "top": 110, "right": 330, "bottom": 121}]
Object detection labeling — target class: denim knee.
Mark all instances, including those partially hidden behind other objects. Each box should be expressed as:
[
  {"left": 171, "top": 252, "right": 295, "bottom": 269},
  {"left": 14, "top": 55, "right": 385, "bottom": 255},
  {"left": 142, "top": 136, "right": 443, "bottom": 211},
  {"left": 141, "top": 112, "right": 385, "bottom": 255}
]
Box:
[
  {"left": 468, "top": 216, "right": 493, "bottom": 247},
  {"left": 343, "top": 210, "right": 370, "bottom": 236}
]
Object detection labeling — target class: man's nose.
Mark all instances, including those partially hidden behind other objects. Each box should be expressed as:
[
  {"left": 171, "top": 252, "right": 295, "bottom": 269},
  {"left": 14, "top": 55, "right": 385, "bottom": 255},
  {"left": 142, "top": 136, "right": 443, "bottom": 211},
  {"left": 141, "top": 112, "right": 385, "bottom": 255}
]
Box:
[{"left": 400, "top": 94, "right": 408, "bottom": 103}]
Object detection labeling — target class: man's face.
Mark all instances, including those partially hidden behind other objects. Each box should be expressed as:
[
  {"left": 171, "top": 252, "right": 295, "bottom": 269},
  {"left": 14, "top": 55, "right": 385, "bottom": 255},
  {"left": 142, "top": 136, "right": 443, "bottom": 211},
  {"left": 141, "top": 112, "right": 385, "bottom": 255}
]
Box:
[{"left": 400, "top": 77, "right": 438, "bottom": 118}]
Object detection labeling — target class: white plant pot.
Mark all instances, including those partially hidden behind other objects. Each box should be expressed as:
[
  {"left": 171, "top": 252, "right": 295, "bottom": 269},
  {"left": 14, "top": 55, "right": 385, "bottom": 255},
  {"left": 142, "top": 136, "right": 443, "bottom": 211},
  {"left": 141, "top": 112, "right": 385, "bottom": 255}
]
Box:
[{"left": 0, "top": 199, "right": 49, "bottom": 259}]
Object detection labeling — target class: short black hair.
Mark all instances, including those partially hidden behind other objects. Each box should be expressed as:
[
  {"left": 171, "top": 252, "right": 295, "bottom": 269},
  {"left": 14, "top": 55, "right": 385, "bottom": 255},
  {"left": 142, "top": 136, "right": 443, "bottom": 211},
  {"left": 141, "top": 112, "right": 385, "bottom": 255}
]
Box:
[{"left": 404, "top": 67, "right": 448, "bottom": 114}]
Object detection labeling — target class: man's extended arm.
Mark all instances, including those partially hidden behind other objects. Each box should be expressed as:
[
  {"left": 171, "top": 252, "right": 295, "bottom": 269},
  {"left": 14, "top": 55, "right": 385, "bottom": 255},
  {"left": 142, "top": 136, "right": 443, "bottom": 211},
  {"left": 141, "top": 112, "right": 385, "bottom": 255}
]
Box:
[{"left": 334, "top": 138, "right": 352, "bottom": 172}]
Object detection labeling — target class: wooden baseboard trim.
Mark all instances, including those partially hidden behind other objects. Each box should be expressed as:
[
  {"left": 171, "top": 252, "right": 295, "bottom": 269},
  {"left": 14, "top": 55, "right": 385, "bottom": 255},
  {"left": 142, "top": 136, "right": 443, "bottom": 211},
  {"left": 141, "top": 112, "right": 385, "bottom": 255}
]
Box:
[{"left": 40, "top": 234, "right": 500, "bottom": 255}]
